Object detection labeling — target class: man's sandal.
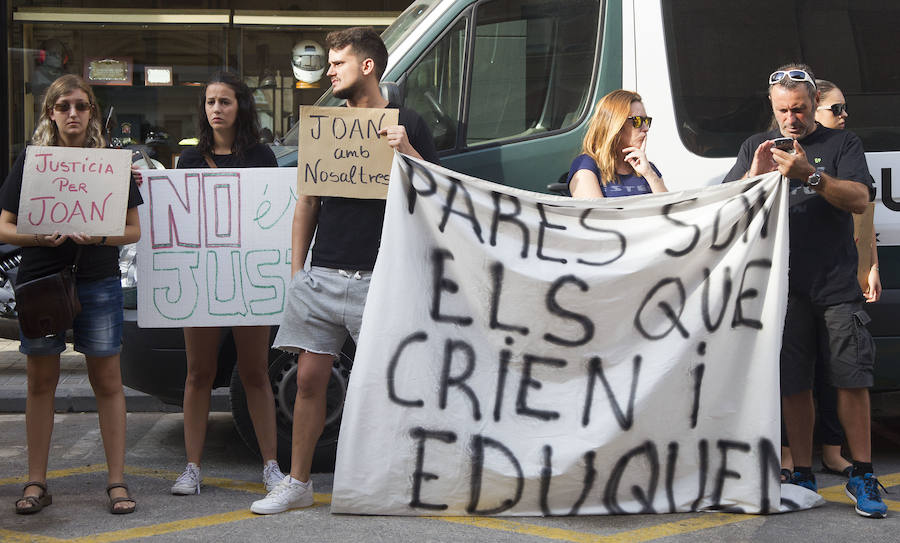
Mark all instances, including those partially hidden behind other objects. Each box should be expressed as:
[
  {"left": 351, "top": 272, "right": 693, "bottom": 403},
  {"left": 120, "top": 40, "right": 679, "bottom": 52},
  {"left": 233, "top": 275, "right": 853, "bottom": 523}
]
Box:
[
  {"left": 106, "top": 483, "right": 136, "bottom": 515},
  {"left": 15, "top": 481, "right": 52, "bottom": 514}
]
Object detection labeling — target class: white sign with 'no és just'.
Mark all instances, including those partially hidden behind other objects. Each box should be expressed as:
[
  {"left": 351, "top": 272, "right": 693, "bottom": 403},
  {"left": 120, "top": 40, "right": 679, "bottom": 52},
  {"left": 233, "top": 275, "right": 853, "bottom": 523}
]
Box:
[
  {"left": 17, "top": 146, "right": 132, "bottom": 236},
  {"left": 333, "top": 156, "right": 792, "bottom": 516},
  {"left": 135, "top": 167, "right": 295, "bottom": 328}
]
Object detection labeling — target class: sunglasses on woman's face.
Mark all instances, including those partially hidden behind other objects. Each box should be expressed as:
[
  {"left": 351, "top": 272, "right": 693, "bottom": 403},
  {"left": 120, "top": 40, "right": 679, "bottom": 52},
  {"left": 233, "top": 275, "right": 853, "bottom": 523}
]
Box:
[
  {"left": 52, "top": 101, "right": 92, "bottom": 113},
  {"left": 817, "top": 103, "right": 848, "bottom": 116},
  {"left": 626, "top": 116, "right": 652, "bottom": 128}
]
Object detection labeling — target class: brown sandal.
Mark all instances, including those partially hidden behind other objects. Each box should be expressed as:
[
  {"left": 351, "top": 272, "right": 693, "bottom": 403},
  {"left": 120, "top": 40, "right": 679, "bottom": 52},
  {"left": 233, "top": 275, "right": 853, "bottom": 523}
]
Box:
[
  {"left": 106, "top": 482, "right": 136, "bottom": 515},
  {"left": 15, "top": 481, "right": 52, "bottom": 514}
]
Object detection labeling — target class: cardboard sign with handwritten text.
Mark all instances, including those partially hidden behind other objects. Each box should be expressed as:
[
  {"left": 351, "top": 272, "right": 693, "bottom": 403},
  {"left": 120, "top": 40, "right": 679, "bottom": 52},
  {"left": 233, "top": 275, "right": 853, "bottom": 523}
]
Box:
[
  {"left": 17, "top": 146, "right": 132, "bottom": 236},
  {"left": 297, "top": 106, "right": 399, "bottom": 199}
]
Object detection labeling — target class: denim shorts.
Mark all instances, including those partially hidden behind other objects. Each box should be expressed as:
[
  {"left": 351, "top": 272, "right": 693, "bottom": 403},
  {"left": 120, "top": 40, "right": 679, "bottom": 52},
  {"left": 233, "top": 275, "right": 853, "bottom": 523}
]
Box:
[
  {"left": 780, "top": 295, "right": 875, "bottom": 395},
  {"left": 273, "top": 266, "right": 371, "bottom": 357},
  {"left": 19, "top": 276, "right": 124, "bottom": 357}
]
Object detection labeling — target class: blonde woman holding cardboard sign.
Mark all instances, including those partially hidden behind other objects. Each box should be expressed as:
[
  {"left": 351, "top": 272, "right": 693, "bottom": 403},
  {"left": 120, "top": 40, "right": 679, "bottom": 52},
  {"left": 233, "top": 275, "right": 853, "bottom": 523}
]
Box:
[
  {"left": 0, "top": 74, "right": 142, "bottom": 514},
  {"left": 170, "top": 71, "right": 285, "bottom": 497}
]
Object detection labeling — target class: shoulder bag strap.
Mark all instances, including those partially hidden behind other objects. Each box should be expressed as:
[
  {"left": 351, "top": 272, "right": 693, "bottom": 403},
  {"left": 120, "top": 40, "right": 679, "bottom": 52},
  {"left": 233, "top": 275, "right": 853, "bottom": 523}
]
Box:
[{"left": 72, "top": 246, "right": 83, "bottom": 273}]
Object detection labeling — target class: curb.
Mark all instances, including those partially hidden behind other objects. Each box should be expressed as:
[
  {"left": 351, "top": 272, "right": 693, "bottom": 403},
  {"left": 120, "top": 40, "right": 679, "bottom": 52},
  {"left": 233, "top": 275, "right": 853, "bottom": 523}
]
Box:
[{"left": 0, "top": 387, "right": 231, "bottom": 414}]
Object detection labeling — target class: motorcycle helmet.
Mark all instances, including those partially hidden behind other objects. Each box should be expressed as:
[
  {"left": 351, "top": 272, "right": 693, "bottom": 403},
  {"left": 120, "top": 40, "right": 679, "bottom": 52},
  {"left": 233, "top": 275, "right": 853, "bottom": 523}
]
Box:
[{"left": 291, "top": 40, "right": 326, "bottom": 84}]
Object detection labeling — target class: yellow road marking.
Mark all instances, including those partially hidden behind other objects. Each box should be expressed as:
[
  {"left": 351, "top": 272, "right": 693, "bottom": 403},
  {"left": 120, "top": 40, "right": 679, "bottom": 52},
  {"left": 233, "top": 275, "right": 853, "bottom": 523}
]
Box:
[
  {"left": 64, "top": 499, "right": 330, "bottom": 543},
  {"left": 0, "top": 529, "right": 66, "bottom": 543},
  {"left": 2, "top": 467, "right": 899, "bottom": 542},
  {"left": 433, "top": 513, "right": 756, "bottom": 543},
  {"left": 0, "top": 464, "right": 107, "bottom": 486},
  {"left": 0, "top": 502, "right": 332, "bottom": 543},
  {"left": 66, "top": 509, "right": 260, "bottom": 543},
  {"left": 873, "top": 472, "right": 900, "bottom": 486}
]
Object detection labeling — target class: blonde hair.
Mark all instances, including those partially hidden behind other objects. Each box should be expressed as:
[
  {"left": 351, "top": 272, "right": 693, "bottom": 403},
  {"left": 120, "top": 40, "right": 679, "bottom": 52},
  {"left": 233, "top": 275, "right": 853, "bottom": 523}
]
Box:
[
  {"left": 581, "top": 89, "right": 642, "bottom": 186},
  {"left": 32, "top": 74, "right": 105, "bottom": 148}
]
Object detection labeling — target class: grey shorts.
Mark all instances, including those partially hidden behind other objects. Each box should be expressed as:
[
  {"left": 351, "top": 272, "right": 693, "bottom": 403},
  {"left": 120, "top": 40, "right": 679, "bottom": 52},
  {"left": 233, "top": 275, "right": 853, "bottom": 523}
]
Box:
[
  {"left": 780, "top": 295, "right": 875, "bottom": 395},
  {"left": 273, "top": 266, "right": 371, "bottom": 356}
]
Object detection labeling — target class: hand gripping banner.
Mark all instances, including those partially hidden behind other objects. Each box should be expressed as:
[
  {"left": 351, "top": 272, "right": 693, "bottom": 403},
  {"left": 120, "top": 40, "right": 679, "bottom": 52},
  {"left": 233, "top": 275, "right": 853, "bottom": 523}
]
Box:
[{"left": 333, "top": 156, "right": 791, "bottom": 516}]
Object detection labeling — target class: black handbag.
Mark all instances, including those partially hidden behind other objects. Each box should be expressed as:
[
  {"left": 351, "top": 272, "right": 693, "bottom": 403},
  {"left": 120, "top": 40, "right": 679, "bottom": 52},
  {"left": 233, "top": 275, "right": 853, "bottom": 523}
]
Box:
[{"left": 15, "top": 248, "right": 82, "bottom": 339}]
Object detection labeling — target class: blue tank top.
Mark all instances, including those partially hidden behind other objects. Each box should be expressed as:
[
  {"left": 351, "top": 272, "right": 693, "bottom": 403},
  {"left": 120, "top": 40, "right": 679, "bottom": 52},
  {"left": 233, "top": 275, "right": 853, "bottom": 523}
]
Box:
[{"left": 566, "top": 154, "right": 661, "bottom": 197}]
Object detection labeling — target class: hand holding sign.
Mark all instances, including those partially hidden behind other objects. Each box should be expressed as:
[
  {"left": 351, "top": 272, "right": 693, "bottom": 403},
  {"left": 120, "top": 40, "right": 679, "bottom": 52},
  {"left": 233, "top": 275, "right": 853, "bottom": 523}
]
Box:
[{"left": 379, "top": 124, "right": 417, "bottom": 157}]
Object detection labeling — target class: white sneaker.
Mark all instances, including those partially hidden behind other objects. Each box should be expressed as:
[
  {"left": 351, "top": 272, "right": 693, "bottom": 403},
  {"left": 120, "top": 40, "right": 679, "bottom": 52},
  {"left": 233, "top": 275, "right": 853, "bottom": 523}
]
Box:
[
  {"left": 263, "top": 461, "right": 286, "bottom": 492},
  {"left": 250, "top": 478, "right": 313, "bottom": 514},
  {"left": 171, "top": 463, "right": 201, "bottom": 495}
]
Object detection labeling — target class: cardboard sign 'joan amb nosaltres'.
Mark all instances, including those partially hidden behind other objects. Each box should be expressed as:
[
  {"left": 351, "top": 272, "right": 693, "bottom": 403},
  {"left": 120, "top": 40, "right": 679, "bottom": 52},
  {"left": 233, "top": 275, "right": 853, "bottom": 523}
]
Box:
[
  {"left": 17, "top": 145, "right": 132, "bottom": 236},
  {"left": 297, "top": 106, "right": 399, "bottom": 199}
]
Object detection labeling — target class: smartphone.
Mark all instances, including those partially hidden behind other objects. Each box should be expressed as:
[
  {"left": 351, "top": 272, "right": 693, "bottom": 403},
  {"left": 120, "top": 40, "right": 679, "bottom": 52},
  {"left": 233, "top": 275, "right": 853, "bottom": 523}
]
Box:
[{"left": 773, "top": 137, "right": 794, "bottom": 151}]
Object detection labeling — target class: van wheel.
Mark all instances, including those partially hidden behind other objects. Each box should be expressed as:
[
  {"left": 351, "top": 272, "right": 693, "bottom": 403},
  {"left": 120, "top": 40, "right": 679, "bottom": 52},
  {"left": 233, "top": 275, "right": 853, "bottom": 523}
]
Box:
[{"left": 229, "top": 351, "right": 350, "bottom": 473}]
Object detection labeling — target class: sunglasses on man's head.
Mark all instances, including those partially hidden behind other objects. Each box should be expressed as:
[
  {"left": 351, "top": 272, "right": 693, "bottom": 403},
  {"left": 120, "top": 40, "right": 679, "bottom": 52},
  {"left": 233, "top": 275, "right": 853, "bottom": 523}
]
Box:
[
  {"left": 626, "top": 116, "right": 652, "bottom": 128},
  {"left": 52, "top": 101, "right": 92, "bottom": 113},
  {"left": 768, "top": 70, "right": 817, "bottom": 88},
  {"left": 817, "top": 103, "right": 848, "bottom": 116}
]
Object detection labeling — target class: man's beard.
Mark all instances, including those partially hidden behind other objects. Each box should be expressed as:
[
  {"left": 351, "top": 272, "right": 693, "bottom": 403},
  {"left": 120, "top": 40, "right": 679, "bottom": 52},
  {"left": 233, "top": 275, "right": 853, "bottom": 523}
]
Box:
[{"left": 333, "top": 80, "right": 361, "bottom": 100}]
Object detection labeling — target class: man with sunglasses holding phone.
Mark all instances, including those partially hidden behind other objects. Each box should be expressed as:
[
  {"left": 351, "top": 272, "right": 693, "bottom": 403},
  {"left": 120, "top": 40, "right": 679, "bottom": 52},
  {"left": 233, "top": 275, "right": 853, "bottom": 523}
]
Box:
[{"left": 724, "top": 64, "right": 885, "bottom": 518}]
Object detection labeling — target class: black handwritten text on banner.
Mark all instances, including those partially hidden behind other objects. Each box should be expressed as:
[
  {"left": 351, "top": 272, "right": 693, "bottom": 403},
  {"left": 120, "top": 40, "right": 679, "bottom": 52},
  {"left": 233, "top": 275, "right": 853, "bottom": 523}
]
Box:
[{"left": 332, "top": 157, "right": 790, "bottom": 516}]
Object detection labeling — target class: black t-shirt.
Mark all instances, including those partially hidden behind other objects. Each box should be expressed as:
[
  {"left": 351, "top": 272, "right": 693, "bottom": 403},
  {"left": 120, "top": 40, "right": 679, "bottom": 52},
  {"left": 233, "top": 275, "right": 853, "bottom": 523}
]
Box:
[
  {"left": 177, "top": 143, "right": 278, "bottom": 169},
  {"left": 311, "top": 103, "right": 439, "bottom": 271},
  {"left": 723, "top": 126, "right": 873, "bottom": 305},
  {"left": 0, "top": 148, "right": 144, "bottom": 284}
]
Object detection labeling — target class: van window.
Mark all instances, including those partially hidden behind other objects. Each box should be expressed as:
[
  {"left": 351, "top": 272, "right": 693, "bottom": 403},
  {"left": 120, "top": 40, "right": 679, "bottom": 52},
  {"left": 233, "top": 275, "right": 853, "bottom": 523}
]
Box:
[
  {"left": 382, "top": 1, "right": 443, "bottom": 52},
  {"left": 403, "top": 17, "right": 467, "bottom": 151},
  {"left": 663, "top": 0, "right": 900, "bottom": 157},
  {"left": 465, "top": 0, "right": 599, "bottom": 147}
]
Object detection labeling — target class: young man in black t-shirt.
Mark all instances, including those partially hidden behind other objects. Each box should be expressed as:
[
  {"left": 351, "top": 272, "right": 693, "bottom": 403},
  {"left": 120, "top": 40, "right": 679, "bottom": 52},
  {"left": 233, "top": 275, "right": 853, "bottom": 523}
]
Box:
[
  {"left": 251, "top": 27, "right": 438, "bottom": 515},
  {"left": 724, "top": 64, "right": 886, "bottom": 518}
]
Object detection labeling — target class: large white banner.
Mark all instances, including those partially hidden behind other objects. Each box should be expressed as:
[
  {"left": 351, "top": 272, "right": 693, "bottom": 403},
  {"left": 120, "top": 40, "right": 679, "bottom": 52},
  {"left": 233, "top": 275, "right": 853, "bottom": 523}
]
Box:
[
  {"left": 333, "top": 156, "right": 790, "bottom": 516},
  {"left": 136, "top": 168, "right": 294, "bottom": 327}
]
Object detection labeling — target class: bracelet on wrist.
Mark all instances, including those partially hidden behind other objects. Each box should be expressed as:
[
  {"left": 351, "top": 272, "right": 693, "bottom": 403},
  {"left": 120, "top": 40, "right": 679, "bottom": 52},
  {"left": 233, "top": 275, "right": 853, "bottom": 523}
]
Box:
[
  {"left": 33, "top": 233, "right": 41, "bottom": 247},
  {"left": 97, "top": 236, "right": 107, "bottom": 246}
]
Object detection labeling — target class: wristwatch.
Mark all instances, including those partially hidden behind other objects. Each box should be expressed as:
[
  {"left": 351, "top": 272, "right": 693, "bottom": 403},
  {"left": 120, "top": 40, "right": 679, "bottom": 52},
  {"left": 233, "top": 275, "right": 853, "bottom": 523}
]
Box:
[{"left": 807, "top": 168, "right": 823, "bottom": 187}]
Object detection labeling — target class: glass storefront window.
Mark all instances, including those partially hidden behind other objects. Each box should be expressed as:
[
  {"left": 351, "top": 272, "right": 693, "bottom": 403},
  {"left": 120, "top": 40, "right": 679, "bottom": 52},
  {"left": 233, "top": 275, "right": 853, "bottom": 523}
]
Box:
[
  {"left": 9, "top": 22, "right": 229, "bottom": 169},
  {"left": 5, "top": 2, "right": 400, "bottom": 176}
]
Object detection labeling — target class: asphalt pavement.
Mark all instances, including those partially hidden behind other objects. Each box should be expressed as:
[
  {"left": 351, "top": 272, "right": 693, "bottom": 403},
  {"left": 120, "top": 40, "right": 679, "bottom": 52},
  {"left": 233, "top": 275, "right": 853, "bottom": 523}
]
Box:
[
  {"left": 1, "top": 328, "right": 898, "bottom": 542},
  {"left": 0, "top": 412, "right": 898, "bottom": 542}
]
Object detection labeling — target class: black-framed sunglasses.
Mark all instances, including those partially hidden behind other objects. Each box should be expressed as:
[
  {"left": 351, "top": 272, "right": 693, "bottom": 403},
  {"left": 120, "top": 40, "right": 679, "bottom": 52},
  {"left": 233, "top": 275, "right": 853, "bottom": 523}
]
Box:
[
  {"left": 626, "top": 116, "right": 652, "bottom": 128},
  {"left": 817, "top": 103, "right": 848, "bottom": 116},
  {"left": 52, "top": 101, "right": 92, "bottom": 113}
]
